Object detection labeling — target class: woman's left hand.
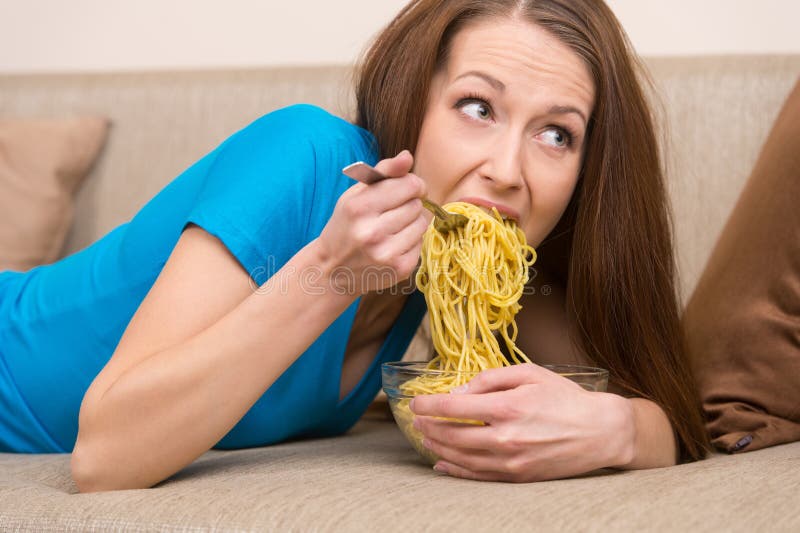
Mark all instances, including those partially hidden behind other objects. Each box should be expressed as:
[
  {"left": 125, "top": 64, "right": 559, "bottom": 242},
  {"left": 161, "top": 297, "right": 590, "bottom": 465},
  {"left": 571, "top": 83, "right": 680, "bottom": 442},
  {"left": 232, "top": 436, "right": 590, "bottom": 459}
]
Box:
[{"left": 409, "top": 363, "right": 636, "bottom": 482}]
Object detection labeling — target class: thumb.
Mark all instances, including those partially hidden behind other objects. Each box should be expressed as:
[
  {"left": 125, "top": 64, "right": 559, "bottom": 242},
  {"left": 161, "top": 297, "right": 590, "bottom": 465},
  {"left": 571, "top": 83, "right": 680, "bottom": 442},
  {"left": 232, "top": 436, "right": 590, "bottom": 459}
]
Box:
[
  {"left": 374, "top": 149, "right": 414, "bottom": 178},
  {"left": 451, "top": 364, "right": 544, "bottom": 395}
]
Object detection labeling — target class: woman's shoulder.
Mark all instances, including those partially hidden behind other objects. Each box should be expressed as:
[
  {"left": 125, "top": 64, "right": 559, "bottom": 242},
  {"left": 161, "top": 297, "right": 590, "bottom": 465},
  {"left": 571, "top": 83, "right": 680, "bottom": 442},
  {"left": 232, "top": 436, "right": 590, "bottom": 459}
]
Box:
[
  {"left": 205, "top": 104, "right": 378, "bottom": 180},
  {"left": 242, "top": 104, "right": 377, "bottom": 155}
]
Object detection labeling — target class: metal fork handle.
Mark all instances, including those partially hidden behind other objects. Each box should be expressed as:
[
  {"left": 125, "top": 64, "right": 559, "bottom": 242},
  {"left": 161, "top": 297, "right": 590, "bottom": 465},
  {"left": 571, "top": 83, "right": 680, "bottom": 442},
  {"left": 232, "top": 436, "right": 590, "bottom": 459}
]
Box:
[{"left": 341, "top": 161, "right": 388, "bottom": 185}]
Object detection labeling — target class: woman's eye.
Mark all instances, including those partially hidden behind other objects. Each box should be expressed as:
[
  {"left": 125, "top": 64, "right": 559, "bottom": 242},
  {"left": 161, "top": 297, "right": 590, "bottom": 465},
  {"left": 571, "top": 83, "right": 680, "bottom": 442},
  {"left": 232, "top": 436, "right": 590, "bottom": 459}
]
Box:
[
  {"left": 540, "top": 128, "right": 571, "bottom": 148},
  {"left": 460, "top": 101, "right": 492, "bottom": 121}
]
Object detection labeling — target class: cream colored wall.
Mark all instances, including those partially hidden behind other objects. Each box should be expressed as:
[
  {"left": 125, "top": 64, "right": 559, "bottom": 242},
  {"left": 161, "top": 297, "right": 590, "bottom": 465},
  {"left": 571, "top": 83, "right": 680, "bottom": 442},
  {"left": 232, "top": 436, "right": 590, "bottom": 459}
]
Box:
[{"left": 0, "top": 0, "right": 797, "bottom": 73}]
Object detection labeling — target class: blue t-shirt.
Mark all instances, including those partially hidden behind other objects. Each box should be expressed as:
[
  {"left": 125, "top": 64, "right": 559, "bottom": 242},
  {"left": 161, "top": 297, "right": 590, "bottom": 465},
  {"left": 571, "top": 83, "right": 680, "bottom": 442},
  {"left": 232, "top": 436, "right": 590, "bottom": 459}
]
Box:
[{"left": 0, "top": 104, "right": 427, "bottom": 453}]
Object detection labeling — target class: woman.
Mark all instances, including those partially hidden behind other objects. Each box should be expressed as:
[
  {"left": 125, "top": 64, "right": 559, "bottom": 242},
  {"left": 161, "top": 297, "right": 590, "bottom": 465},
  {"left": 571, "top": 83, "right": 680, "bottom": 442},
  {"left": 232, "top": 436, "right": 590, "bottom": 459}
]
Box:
[{"left": 0, "top": 0, "right": 709, "bottom": 491}]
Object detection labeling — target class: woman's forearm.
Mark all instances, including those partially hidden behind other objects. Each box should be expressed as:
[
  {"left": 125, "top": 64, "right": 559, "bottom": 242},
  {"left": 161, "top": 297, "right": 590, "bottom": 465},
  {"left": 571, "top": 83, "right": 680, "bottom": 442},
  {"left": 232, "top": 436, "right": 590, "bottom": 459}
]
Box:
[
  {"left": 72, "top": 239, "right": 356, "bottom": 492},
  {"left": 614, "top": 397, "right": 679, "bottom": 470}
]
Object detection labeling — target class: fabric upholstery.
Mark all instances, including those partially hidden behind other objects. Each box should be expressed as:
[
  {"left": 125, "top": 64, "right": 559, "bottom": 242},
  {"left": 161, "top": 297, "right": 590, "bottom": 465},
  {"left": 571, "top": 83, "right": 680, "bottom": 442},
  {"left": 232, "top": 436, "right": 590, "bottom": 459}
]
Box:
[
  {"left": 0, "top": 116, "right": 108, "bottom": 271},
  {"left": 641, "top": 56, "right": 800, "bottom": 305},
  {"left": 0, "top": 67, "right": 353, "bottom": 264},
  {"left": 1, "top": 420, "right": 798, "bottom": 531},
  {"left": 2, "top": 57, "right": 800, "bottom": 531},
  {"left": 684, "top": 79, "right": 800, "bottom": 453},
  {"left": 1, "top": 57, "right": 798, "bottom": 305}
]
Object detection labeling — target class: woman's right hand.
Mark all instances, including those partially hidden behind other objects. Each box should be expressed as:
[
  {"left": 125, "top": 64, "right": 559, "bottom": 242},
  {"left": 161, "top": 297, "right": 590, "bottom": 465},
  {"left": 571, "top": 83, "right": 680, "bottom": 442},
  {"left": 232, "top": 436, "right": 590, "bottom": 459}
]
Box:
[{"left": 316, "top": 150, "right": 429, "bottom": 295}]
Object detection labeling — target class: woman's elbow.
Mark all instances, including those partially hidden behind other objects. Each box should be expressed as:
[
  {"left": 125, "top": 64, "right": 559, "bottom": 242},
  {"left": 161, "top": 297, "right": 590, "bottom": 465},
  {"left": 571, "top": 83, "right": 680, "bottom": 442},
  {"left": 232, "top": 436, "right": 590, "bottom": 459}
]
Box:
[
  {"left": 71, "top": 443, "right": 104, "bottom": 493},
  {"left": 70, "top": 438, "right": 155, "bottom": 493},
  {"left": 71, "top": 440, "right": 107, "bottom": 493}
]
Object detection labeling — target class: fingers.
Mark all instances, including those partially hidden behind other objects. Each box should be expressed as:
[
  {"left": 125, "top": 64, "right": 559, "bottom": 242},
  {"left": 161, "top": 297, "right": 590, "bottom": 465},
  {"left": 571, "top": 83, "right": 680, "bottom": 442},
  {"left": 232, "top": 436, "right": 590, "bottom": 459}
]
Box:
[
  {"left": 410, "top": 365, "right": 557, "bottom": 424},
  {"left": 366, "top": 174, "right": 426, "bottom": 213},
  {"left": 433, "top": 460, "right": 518, "bottom": 482},
  {"left": 393, "top": 215, "right": 428, "bottom": 276},
  {"left": 410, "top": 391, "right": 503, "bottom": 423},
  {"left": 374, "top": 149, "right": 413, "bottom": 178},
  {"left": 422, "top": 433, "right": 542, "bottom": 483},
  {"left": 414, "top": 416, "right": 498, "bottom": 450},
  {"left": 378, "top": 197, "right": 426, "bottom": 235},
  {"left": 422, "top": 434, "right": 535, "bottom": 482},
  {"left": 422, "top": 436, "right": 499, "bottom": 474},
  {"left": 387, "top": 210, "right": 429, "bottom": 252},
  {"left": 359, "top": 151, "right": 427, "bottom": 213},
  {"left": 366, "top": 210, "right": 427, "bottom": 275},
  {"left": 456, "top": 364, "right": 547, "bottom": 395}
]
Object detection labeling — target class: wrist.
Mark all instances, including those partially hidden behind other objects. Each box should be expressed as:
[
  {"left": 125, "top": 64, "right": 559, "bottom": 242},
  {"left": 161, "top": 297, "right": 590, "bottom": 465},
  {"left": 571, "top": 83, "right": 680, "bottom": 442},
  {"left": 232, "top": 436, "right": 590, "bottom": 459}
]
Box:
[
  {"left": 305, "top": 238, "right": 360, "bottom": 298},
  {"left": 602, "top": 393, "right": 637, "bottom": 469}
]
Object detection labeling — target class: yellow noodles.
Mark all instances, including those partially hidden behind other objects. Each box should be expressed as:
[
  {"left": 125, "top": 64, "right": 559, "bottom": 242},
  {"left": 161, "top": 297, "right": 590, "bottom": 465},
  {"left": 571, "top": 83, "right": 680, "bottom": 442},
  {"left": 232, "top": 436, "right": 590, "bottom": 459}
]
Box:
[{"left": 403, "top": 201, "right": 537, "bottom": 396}]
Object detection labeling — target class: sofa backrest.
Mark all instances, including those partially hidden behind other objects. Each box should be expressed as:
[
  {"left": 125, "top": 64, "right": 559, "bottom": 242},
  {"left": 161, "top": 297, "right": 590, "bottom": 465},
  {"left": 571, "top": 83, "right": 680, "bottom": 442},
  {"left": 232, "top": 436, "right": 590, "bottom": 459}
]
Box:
[{"left": 1, "top": 56, "right": 798, "bottom": 305}]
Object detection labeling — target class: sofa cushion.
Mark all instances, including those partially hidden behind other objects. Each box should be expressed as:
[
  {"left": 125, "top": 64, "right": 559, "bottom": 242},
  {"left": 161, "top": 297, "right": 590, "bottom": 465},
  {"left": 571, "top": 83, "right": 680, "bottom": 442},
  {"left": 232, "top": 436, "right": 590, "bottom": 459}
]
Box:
[
  {"left": 0, "top": 116, "right": 109, "bottom": 272},
  {"left": 1, "top": 420, "right": 799, "bottom": 531},
  {"left": 683, "top": 80, "right": 800, "bottom": 453}
]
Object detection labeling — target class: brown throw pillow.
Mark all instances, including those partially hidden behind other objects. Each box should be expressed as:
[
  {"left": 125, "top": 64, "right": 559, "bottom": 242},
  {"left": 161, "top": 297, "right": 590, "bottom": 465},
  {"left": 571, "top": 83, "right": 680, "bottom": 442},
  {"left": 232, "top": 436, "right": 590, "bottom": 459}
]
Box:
[
  {"left": 683, "top": 79, "right": 800, "bottom": 453},
  {"left": 0, "top": 116, "right": 109, "bottom": 271}
]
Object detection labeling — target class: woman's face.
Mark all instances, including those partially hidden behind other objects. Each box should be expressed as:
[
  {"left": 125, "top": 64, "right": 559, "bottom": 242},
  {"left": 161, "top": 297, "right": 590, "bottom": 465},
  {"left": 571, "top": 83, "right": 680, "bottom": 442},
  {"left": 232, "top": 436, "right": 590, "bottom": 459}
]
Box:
[{"left": 414, "top": 17, "right": 595, "bottom": 246}]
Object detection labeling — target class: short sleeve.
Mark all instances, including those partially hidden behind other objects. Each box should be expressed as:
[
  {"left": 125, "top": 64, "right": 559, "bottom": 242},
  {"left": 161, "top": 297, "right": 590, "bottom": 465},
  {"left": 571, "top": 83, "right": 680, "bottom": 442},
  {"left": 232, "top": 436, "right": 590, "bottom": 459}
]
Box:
[{"left": 184, "top": 104, "right": 377, "bottom": 283}]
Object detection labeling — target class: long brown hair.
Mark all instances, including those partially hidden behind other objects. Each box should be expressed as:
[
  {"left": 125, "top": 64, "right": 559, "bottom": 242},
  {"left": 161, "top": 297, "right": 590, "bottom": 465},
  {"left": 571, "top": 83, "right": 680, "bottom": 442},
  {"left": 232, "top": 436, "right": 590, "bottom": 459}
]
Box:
[{"left": 355, "top": 0, "right": 710, "bottom": 463}]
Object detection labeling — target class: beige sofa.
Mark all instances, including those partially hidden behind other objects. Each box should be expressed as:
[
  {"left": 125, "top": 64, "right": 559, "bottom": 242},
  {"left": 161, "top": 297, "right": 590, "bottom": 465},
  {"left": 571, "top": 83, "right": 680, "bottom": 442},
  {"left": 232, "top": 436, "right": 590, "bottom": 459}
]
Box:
[{"left": 1, "top": 56, "right": 799, "bottom": 531}]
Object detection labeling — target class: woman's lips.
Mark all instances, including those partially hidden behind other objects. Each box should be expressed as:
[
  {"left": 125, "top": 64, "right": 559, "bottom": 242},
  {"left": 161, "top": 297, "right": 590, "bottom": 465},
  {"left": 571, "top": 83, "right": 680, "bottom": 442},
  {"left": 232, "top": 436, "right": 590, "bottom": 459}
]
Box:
[{"left": 457, "top": 196, "right": 521, "bottom": 221}]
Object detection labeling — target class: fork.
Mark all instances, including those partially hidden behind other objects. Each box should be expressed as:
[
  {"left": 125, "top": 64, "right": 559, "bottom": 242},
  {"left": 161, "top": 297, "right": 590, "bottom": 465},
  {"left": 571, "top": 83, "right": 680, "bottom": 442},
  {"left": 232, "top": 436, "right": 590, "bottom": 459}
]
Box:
[{"left": 342, "top": 161, "right": 469, "bottom": 233}]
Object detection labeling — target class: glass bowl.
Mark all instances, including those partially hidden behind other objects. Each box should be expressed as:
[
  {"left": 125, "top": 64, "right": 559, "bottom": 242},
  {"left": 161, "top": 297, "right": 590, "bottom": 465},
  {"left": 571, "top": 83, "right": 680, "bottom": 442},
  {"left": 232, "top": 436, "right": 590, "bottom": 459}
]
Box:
[{"left": 381, "top": 361, "right": 609, "bottom": 464}]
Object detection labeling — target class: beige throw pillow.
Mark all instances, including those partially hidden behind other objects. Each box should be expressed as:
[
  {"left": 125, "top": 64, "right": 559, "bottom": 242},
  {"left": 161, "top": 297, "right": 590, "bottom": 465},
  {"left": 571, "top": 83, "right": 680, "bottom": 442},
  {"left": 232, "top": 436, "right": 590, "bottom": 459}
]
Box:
[{"left": 0, "top": 116, "right": 109, "bottom": 271}]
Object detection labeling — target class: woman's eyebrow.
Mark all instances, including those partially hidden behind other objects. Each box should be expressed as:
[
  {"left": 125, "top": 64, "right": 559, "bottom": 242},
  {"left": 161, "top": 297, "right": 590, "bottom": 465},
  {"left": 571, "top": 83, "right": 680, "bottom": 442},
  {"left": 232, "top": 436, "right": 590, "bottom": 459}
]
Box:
[
  {"left": 548, "top": 105, "right": 588, "bottom": 128},
  {"left": 453, "top": 70, "right": 588, "bottom": 127},
  {"left": 454, "top": 70, "right": 506, "bottom": 91}
]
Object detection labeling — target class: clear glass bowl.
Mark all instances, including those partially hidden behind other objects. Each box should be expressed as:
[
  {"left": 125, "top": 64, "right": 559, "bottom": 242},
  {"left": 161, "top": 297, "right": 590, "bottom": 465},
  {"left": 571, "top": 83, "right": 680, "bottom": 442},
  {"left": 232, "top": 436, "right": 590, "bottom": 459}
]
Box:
[{"left": 381, "top": 361, "right": 609, "bottom": 464}]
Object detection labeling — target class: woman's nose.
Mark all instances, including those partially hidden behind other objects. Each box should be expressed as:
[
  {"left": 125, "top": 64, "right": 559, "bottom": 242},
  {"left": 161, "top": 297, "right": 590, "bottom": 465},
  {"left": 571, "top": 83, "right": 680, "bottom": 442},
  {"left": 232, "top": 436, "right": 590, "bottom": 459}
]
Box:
[{"left": 480, "top": 137, "right": 525, "bottom": 190}]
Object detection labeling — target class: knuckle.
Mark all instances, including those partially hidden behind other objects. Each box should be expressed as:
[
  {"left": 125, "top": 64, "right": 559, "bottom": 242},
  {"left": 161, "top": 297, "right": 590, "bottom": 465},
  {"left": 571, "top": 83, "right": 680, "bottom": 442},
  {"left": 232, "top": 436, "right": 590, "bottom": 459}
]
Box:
[
  {"left": 492, "top": 430, "right": 515, "bottom": 451},
  {"left": 471, "top": 372, "right": 488, "bottom": 388},
  {"left": 400, "top": 177, "right": 416, "bottom": 198},
  {"left": 411, "top": 176, "right": 426, "bottom": 197},
  {"left": 343, "top": 198, "right": 365, "bottom": 218},
  {"left": 493, "top": 400, "right": 521, "bottom": 421},
  {"left": 340, "top": 184, "right": 359, "bottom": 200},
  {"left": 435, "top": 425, "right": 453, "bottom": 444},
  {"left": 372, "top": 247, "right": 393, "bottom": 265},
  {"left": 523, "top": 363, "right": 539, "bottom": 379},
  {"left": 460, "top": 458, "right": 482, "bottom": 474},
  {"left": 417, "top": 177, "right": 428, "bottom": 197},
  {"left": 435, "top": 394, "right": 453, "bottom": 413},
  {"left": 422, "top": 433, "right": 437, "bottom": 451},
  {"left": 514, "top": 385, "right": 538, "bottom": 406},
  {"left": 353, "top": 225, "right": 376, "bottom": 246},
  {"left": 409, "top": 197, "right": 424, "bottom": 214},
  {"left": 373, "top": 160, "right": 391, "bottom": 176},
  {"left": 415, "top": 215, "right": 430, "bottom": 234},
  {"left": 503, "top": 457, "right": 525, "bottom": 475}
]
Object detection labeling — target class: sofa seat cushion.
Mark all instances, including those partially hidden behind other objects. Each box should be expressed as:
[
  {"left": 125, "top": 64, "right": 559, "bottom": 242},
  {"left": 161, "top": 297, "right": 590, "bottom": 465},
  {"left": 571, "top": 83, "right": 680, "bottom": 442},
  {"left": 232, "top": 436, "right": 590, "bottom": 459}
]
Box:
[{"left": 1, "top": 420, "right": 798, "bottom": 531}]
